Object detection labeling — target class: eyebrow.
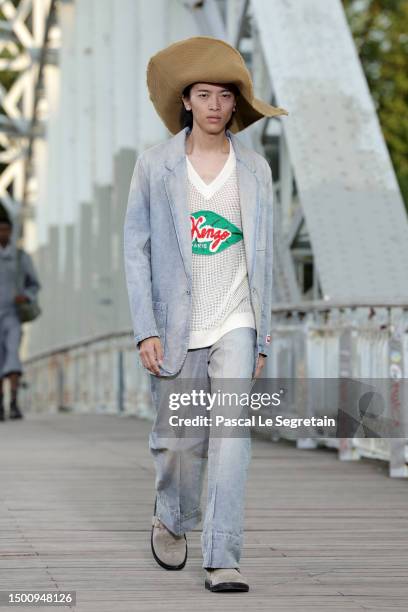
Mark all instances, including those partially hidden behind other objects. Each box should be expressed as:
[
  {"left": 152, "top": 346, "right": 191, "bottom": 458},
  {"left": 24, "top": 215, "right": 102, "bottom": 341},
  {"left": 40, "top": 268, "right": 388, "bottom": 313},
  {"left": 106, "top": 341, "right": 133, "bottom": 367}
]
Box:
[{"left": 195, "top": 87, "right": 232, "bottom": 93}]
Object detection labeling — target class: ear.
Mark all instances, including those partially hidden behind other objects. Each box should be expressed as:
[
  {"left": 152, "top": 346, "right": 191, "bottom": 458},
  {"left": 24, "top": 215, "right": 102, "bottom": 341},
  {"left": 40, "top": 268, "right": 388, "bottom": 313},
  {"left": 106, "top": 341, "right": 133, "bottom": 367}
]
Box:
[{"left": 181, "top": 95, "right": 191, "bottom": 112}]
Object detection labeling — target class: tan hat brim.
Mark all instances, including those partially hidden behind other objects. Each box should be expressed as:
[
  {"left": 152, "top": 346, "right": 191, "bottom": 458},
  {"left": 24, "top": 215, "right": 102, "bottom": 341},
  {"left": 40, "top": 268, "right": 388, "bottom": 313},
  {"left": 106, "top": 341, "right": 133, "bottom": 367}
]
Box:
[
  {"left": 146, "top": 36, "right": 289, "bottom": 134},
  {"left": 252, "top": 96, "right": 289, "bottom": 118},
  {"left": 228, "top": 92, "right": 288, "bottom": 133}
]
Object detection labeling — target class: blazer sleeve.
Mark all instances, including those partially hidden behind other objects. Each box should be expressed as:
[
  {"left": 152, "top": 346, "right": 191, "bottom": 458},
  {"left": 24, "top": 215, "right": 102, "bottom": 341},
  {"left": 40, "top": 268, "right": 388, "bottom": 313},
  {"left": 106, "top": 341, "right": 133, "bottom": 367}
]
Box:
[
  {"left": 123, "top": 153, "right": 159, "bottom": 347},
  {"left": 258, "top": 161, "right": 274, "bottom": 357},
  {"left": 21, "top": 250, "right": 41, "bottom": 302}
]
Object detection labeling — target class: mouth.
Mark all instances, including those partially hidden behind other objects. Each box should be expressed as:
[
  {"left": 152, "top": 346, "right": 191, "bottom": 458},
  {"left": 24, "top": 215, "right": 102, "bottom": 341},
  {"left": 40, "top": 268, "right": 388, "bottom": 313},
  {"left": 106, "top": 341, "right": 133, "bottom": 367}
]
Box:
[{"left": 207, "top": 116, "right": 221, "bottom": 121}]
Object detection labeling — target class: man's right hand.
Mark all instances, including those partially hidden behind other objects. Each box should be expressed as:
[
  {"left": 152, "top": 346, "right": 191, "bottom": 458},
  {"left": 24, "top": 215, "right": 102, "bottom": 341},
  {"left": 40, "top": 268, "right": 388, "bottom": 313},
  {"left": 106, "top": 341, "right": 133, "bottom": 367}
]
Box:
[{"left": 138, "top": 336, "right": 164, "bottom": 375}]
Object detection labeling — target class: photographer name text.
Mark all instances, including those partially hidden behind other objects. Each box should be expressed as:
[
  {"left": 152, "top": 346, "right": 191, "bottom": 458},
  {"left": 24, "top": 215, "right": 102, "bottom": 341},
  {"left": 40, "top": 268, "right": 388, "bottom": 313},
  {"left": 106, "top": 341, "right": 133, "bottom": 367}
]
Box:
[{"left": 168, "top": 415, "right": 336, "bottom": 428}]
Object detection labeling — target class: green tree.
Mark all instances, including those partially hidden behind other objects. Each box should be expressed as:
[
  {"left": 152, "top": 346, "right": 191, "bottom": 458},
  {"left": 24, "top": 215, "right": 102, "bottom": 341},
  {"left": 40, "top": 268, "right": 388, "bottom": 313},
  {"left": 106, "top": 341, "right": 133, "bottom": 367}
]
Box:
[{"left": 343, "top": 0, "right": 408, "bottom": 208}]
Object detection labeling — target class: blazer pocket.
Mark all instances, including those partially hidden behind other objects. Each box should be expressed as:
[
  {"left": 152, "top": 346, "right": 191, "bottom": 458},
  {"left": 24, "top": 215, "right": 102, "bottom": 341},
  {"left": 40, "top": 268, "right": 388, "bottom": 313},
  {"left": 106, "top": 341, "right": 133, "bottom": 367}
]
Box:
[{"left": 152, "top": 300, "right": 167, "bottom": 352}]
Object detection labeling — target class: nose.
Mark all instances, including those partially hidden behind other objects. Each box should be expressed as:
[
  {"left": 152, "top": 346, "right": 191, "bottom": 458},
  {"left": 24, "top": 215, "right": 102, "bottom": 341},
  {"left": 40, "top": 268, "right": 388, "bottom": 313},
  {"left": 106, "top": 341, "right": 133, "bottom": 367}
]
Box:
[{"left": 208, "top": 94, "right": 221, "bottom": 111}]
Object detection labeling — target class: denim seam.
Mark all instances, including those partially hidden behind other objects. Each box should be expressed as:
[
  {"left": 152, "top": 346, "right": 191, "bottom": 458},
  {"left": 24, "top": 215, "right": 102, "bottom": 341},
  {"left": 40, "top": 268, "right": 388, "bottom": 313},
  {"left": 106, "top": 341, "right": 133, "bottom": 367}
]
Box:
[
  {"left": 157, "top": 497, "right": 201, "bottom": 523},
  {"left": 180, "top": 507, "right": 202, "bottom": 520},
  {"left": 203, "top": 529, "right": 243, "bottom": 539}
]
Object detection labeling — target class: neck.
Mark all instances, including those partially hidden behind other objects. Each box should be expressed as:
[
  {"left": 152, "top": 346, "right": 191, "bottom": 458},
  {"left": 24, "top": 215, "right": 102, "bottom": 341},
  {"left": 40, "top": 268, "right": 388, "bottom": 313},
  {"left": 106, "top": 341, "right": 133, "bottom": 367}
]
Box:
[{"left": 185, "top": 124, "right": 229, "bottom": 156}]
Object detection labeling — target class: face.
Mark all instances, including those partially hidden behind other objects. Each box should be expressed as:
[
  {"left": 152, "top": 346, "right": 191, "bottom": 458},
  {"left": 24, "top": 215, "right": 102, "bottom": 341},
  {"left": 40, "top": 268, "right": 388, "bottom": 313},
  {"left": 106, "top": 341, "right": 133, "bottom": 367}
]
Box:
[
  {"left": 182, "top": 82, "right": 236, "bottom": 133},
  {"left": 0, "top": 222, "right": 12, "bottom": 246}
]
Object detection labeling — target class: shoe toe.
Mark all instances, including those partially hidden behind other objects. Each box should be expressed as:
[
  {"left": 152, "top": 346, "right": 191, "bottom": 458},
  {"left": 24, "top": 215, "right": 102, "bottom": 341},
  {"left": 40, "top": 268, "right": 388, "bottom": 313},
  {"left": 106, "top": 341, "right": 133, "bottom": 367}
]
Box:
[
  {"left": 205, "top": 568, "right": 249, "bottom": 592},
  {"left": 151, "top": 517, "right": 187, "bottom": 570}
]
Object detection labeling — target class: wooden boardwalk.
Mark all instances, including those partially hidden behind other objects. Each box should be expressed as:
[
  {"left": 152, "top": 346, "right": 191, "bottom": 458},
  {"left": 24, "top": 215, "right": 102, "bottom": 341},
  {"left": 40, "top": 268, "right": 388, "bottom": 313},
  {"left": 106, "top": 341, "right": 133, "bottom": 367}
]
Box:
[{"left": 0, "top": 412, "right": 407, "bottom": 611}]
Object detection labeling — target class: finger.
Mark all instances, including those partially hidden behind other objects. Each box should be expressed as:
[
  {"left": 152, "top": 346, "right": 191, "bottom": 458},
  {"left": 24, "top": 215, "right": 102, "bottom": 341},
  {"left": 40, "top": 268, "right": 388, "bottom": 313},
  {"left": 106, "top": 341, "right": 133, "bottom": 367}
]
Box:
[
  {"left": 253, "top": 359, "right": 260, "bottom": 380},
  {"left": 141, "top": 349, "right": 159, "bottom": 375},
  {"left": 140, "top": 352, "right": 149, "bottom": 370},
  {"left": 155, "top": 341, "right": 164, "bottom": 365},
  {"left": 147, "top": 348, "right": 161, "bottom": 375},
  {"left": 146, "top": 355, "right": 161, "bottom": 375}
]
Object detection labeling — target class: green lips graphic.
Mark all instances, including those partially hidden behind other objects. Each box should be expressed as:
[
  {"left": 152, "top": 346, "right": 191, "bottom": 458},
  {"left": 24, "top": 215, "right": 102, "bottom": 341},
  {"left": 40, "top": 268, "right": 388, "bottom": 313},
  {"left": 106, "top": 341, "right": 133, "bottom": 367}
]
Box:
[{"left": 191, "top": 210, "right": 243, "bottom": 255}]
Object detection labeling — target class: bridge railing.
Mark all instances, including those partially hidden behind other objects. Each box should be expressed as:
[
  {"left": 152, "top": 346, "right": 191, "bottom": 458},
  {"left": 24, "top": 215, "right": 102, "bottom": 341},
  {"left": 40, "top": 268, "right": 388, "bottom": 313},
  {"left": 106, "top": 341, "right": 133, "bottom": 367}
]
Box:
[
  {"left": 264, "top": 300, "right": 408, "bottom": 477},
  {"left": 21, "top": 300, "right": 408, "bottom": 477}
]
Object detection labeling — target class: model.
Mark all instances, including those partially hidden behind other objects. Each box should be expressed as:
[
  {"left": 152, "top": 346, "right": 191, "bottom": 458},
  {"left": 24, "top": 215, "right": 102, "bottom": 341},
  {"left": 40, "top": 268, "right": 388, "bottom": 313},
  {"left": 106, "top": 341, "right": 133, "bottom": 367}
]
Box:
[
  {"left": 123, "top": 35, "right": 288, "bottom": 593},
  {"left": 0, "top": 207, "right": 41, "bottom": 421}
]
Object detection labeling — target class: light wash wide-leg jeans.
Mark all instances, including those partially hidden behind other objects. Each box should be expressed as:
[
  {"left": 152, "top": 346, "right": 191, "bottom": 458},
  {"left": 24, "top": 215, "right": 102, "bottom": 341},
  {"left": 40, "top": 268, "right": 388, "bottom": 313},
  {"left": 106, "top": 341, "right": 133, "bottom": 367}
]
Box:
[{"left": 148, "top": 326, "right": 257, "bottom": 568}]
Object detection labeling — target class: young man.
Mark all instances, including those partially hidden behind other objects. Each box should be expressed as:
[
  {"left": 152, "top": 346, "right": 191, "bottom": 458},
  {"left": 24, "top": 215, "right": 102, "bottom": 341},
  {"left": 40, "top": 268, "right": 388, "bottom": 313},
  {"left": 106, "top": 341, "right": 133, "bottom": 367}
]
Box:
[
  {"left": 123, "top": 36, "right": 288, "bottom": 592},
  {"left": 0, "top": 209, "right": 41, "bottom": 421}
]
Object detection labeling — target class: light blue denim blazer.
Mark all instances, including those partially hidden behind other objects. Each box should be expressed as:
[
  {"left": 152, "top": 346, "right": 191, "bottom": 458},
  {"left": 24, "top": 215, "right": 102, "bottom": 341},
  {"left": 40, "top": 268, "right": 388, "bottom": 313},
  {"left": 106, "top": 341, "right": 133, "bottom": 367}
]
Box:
[{"left": 123, "top": 126, "right": 274, "bottom": 377}]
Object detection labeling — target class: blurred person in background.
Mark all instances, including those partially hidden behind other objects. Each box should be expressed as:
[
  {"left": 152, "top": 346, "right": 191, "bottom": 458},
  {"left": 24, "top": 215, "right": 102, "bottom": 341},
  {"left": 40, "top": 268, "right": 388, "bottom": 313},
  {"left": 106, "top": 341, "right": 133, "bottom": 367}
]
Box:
[{"left": 0, "top": 207, "right": 41, "bottom": 421}]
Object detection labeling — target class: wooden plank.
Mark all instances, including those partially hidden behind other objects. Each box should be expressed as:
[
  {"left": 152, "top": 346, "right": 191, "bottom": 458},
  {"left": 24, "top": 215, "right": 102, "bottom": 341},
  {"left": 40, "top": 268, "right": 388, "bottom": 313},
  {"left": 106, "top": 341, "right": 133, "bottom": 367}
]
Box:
[{"left": 0, "top": 413, "right": 407, "bottom": 610}]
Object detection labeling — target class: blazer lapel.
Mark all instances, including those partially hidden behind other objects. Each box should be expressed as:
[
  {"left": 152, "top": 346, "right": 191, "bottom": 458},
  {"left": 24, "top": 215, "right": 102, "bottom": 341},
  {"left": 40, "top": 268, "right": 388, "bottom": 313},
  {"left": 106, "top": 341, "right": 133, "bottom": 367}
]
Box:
[
  {"left": 231, "top": 131, "right": 259, "bottom": 284},
  {"left": 163, "top": 154, "right": 192, "bottom": 283},
  {"left": 163, "top": 126, "right": 260, "bottom": 286}
]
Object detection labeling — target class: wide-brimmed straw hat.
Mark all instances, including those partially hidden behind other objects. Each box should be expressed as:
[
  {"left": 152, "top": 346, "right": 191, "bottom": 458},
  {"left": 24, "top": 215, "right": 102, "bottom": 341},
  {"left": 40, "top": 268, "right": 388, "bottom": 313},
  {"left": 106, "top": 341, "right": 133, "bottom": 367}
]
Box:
[{"left": 146, "top": 36, "right": 289, "bottom": 134}]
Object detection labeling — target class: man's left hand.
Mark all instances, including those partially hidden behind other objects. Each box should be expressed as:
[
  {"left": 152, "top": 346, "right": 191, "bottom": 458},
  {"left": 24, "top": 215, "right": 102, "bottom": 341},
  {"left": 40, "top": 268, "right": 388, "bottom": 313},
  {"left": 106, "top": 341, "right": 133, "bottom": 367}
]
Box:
[
  {"left": 253, "top": 354, "right": 267, "bottom": 379},
  {"left": 14, "top": 294, "right": 29, "bottom": 304}
]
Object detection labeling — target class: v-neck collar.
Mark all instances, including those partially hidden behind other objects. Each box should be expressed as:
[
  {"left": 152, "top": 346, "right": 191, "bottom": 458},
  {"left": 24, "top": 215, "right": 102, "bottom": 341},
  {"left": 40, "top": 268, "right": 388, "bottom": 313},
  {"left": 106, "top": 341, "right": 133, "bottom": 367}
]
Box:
[{"left": 186, "top": 136, "right": 235, "bottom": 199}]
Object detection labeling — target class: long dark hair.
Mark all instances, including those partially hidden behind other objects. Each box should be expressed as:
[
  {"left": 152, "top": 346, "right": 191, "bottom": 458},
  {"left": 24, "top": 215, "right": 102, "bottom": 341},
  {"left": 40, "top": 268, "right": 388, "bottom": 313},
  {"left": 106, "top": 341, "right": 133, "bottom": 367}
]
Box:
[
  {"left": 179, "top": 82, "right": 239, "bottom": 131},
  {"left": 0, "top": 204, "right": 12, "bottom": 228}
]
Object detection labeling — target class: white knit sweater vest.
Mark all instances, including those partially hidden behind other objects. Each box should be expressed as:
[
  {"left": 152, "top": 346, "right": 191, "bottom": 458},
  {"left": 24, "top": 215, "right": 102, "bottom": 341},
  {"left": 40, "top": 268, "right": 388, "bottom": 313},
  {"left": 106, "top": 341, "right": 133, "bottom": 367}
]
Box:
[{"left": 186, "top": 137, "right": 255, "bottom": 349}]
